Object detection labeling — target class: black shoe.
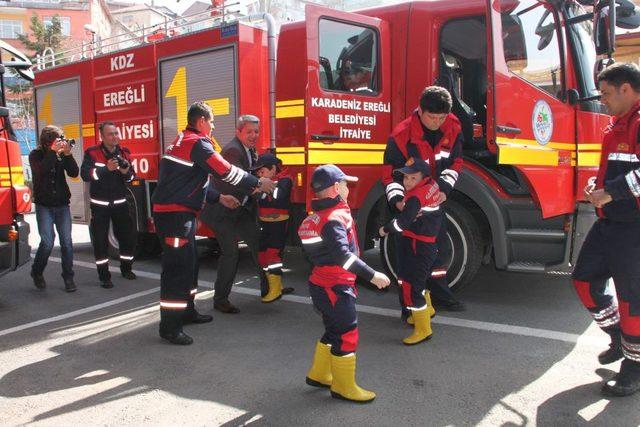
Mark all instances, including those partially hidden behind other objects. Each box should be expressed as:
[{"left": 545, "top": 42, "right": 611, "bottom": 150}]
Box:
[
  {"left": 121, "top": 271, "right": 137, "bottom": 280},
  {"left": 31, "top": 271, "right": 46, "bottom": 289},
  {"left": 434, "top": 299, "right": 466, "bottom": 312},
  {"left": 184, "top": 311, "right": 213, "bottom": 324},
  {"left": 160, "top": 331, "right": 194, "bottom": 345},
  {"left": 599, "top": 341, "right": 623, "bottom": 365},
  {"left": 100, "top": 279, "right": 114, "bottom": 289},
  {"left": 214, "top": 301, "right": 240, "bottom": 314},
  {"left": 601, "top": 360, "right": 640, "bottom": 397},
  {"left": 64, "top": 278, "right": 77, "bottom": 293},
  {"left": 282, "top": 287, "right": 295, "bottom": 295}
]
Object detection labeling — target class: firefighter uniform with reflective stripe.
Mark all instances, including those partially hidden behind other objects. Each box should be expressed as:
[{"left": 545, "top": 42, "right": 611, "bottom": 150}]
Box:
[
  {"left": 383, "top": 110, "right": 463, "bottom": 308},
  {"left": 80, "top": 144, "right": 136, "bottom": 281},
  {"left": 382, "top": 177, "right": 442, "bottom": 315},
  {"left": 152, "top": 127, "right": 259, "bottom": 336},
  {"left": 298, "top": 196, "right": 375, "bottom": 355},
  {"left": 573, "top": 102, "right": 640, "bottom": 368},
  {"left": 258, "top": 170, "right": 292, "bottom": 276}
]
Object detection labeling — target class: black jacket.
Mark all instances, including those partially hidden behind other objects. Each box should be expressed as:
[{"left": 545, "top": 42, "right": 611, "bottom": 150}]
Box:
[{"left": 29, "top": 147, "right": 79, "bottom": 207}]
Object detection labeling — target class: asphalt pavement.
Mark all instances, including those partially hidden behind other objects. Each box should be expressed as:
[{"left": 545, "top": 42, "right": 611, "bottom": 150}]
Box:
[{"left": 0, "top": 214, "right": 638, "bottom": 426}]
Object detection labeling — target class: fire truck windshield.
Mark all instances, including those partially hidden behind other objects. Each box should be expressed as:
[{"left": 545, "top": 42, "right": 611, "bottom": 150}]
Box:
[{"left": 565, "top": 2, "right": 599, "bottom": 98}]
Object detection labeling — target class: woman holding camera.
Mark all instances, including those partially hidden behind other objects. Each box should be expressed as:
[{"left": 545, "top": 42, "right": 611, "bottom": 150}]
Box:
[
  {"left": 29, "top": 125, "right": 79, "bottom": 292},
  {"left": 80, "top": 121, "right": 137, "bottom": 289}
]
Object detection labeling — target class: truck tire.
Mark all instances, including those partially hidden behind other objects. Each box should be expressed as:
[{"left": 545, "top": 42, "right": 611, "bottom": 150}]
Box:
[{"left": 379, "top": 199, "right": 483, "bottom": 292}]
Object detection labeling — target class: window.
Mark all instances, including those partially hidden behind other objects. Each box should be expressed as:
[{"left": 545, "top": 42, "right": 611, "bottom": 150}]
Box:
[
  {"left": 44, "top": 16, "right": 71, "bottom": 37},
  {"left": 318, "top": 19, "right": 378, "bottom": 95},
  {"left": 0, "top": 20, "right": 23, "bottom": 39},
  {"left": 501, "top": 1, "right": 562, "bottom": 99}
]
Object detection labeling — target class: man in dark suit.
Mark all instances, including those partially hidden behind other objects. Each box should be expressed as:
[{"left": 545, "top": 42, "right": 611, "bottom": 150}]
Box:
[{"left": 201, "top": 115, "right": 268, "bottom": 313}]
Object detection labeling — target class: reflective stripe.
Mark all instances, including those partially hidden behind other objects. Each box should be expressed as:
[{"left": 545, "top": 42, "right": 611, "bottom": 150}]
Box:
[
  {"left": 96, "top": 258, "right": 109, "bottom": 265},
  {"left": 441, "top": 169, "right": 459, "bottom": 181},
  {"left": 90, "top": 198, "right": 110, "bottom": 206},
  {"left": 421, "top": 206, "right": 440, "bottom": 212},
  {"left": 160, "top": 301, "right": 188, "bottom": 309},
  {"left": 173, "top": 237, "right": 180, "bottom": 248},
  {"left": 342, "top": 254, "right": 357, "bottom": 270},
  {"left": 392, "top": 219, "right": 403, "bottom": 232},
  {"left": 95, "top": 162, "right": 106, "bottom": 167},
  {"left": 407, "top": 304, "right": 428, "bottom": 311},
  {"left": 385, "top": 182, "right": 404, "bottom": 194},
  {"left": 165, "top": 155, "right": 194, "bottom": 167},
  {"left": 92, "top": 168, "right": 99, "bottom": 180},
  {"left": 190, "top": 288, "right": 198, "bottom": 295},
  {"left": 436, "top": 151, "right": 450, "bottom": 160},
  {"left": 441, "top": 175, "right": 456, "bottom": 187},
  {"left": 120, "top": 255, "right": 134, "bottom": 261},
  {"left": 626, "top": 170, "right": 640, "bottom": 197},
  {"left": 113, "top": 198, "right": 127, "bottom": 204},
  {"left": 301, "top": 236, "right": 322, "bottom": 244},
  {"left": 268, "top": 263, "right": 283, "bottom": 269},
  {"left": 273, "top": 188, "right": 279, "bottom": 199},
  {"left": 622, "top": 338, "right": 640, "bottom": 362},
  {"left": 608, "top": 152, "right": 640, "bottom": 162},
  {"left": 591, "top": 303, "right": 620, "bottom": 329},
  {"left": 431, "top": 269, "right": 447, "bottom": 277},
  {"left": 387, "top": 189, "right": 404, "bottom": 201}
]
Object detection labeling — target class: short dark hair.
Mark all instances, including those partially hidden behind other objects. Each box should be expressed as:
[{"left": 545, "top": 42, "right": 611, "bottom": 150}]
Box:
[
  {"left": 419, "top": 86, "right": 452, "bottom": 114},
  {"left": 187, "top": 101, "right": 213, "bottom": 127},
  {"left": 39, "top": 125, "right": 63, "bottom": 148},
  {"left": 99, "top": 121, "right": 116, "bottom": 135},
  {"left": 597, "top": 62, "right": 640, "bottom": 92}
]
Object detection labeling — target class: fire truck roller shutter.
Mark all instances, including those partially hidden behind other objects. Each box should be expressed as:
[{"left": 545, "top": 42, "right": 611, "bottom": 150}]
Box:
[
  {"left": 159, "top": 47, "right": 237, "bottom": 152},
  {"left": 34, "top": 80, "right": 87, "bottom": 222}
]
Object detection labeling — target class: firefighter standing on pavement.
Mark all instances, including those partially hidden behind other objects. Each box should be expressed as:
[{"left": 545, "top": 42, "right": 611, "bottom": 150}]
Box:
[
  {"left": 152, "top": 102, "right": 275, "bottom": 345},
  {"left": 80, "top": 121, "right": 137, "bottom": 289},
  {"left": 383, "top": 85, "right": 466, "bottom": 318},
  {"left": 299, "top": 164, "right": 390, "bottom": 403},
  {"left": 379, "top": 158, "right": 442, "bottom": 345},
  {"left": 254, "top": 153, "right": 294, "bottom": 302},
  {"left": 572, "top": 63, "right": 640, "bottom": 397}
]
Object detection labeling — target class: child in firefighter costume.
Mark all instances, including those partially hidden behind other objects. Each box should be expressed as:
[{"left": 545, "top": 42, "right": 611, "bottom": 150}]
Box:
[
  {"left": 299, "top": 165, "right": 390, "bottom": 403},
  {"left": 379, "top": 158, "right": 442, "bottom": 345},
  {"left": 573, "top": 62, "right": 640, "bottom": 397},
  {"left": 253, "top": 153, "right": 294, "bottom": 302}
]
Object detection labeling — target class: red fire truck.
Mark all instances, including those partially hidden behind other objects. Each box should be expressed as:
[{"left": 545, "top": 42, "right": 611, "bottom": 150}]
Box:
[
  {"left": 0, "top": 41, "right": 33, "bottom": 278},
  {"left": 32, "top": 0, "right": 638, "bottom": 289}
]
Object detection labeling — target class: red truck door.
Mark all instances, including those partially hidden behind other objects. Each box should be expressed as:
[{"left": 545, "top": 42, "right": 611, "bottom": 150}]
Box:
[
  {"left": 487, "top": 0, "right": 576, "bottom": 217},
  {"left": 304, "top": 4, "right": 392, "bottom": 208}
]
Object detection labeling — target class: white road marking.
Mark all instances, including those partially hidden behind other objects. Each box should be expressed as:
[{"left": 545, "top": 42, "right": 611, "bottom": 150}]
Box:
[{"left": 2, "top": 257, "right": 602, "bottom": 346}]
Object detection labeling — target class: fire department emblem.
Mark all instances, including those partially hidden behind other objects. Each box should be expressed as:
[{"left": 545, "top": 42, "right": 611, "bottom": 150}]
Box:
[
  {"left": 618, "top": 143, "right": 630, "bottom": 151},
  {"left": 532, "top": 100, "right": 553, "bottom": 146}
]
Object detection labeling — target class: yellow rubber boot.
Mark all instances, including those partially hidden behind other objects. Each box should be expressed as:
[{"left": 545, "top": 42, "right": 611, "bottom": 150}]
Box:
[
  {"left": 305, "top": 341, "right": 332, "bottom": 388},
  {"left": 262, "top": 273, "right": 283, "bottom": 303},
  {"left": 407, "top": 315, "right": 414, "bottom": 325},
  {"left": 330, "top": 353, "right": 376, "bottom": 403},
  {"left": 425, "top": 291, "right": 436, "bottom": 318},
  {"left": 403, "top": 308, "right": 433, "bottom": 345}
]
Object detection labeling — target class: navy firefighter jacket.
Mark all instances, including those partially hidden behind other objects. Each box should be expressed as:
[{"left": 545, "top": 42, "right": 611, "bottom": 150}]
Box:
[
  {"left": 152, "top": 127, "right": 259, "bottom": 213},
  {"left": 298, "top": 196, "right": 375, "bottom": 287}
]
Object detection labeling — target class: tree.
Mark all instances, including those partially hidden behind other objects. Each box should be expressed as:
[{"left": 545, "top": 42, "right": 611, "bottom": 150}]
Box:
[{"left": 17, "top": 14, "right": 64, "bottom": 62}]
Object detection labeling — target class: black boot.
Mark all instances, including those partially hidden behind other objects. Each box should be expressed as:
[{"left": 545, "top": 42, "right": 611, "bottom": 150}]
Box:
[
  {"left": 601, "top": 359, "right": 640, "bottom": 397},
  {"left": 160, "top": 312, "right": 193, "bottom": 345},
  {"left": 599, "top": 328, "right": 623, "bottom": 365},
  {"left": 64, "top": 278, "right": 77, "bottom": 293},
  {"left": 183, "top": 309, "right": 213, "bottom": 324},
  {"left": 31, "top": 271, "right": 46, "bottom": 289}
]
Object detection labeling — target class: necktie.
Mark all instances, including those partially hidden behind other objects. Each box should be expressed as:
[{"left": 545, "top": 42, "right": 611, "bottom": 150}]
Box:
[{"left": 249, "top": 148, "right": 257, "bottom": 167}]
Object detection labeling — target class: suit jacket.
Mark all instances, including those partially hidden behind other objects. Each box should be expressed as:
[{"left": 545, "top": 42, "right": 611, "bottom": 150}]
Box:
[{"left": 207, "top": 137, "right": 258, "bottom": 218}]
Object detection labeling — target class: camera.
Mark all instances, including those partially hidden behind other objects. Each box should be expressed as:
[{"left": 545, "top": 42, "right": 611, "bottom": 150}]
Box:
[
  {"left": 114, "top": 154, "right": 130, "bottom": 169},
  {"left": 60, "top": 137, "right": 75, "bottom": 147}
]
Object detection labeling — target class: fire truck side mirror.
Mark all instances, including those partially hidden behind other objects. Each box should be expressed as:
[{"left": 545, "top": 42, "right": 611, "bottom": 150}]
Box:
[
  {"left": 593, "top": 0, "right": 616, "bottom": 56},
  {"left": 0, "top": 107, "right": 9, "bottom": 118}
]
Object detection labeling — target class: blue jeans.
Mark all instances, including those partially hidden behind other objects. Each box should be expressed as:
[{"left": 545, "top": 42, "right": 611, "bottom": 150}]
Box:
[{"left": 32, "top": 204, "right": 74, "bottom": 279}]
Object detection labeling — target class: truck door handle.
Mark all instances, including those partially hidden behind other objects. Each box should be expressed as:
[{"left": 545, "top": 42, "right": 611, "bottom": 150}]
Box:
[
  {"left": 496, "top": 125, "right": 521, "bottom": 135},
  {"left": 311, "top": 134, "right": 340, "bottom": 142}
]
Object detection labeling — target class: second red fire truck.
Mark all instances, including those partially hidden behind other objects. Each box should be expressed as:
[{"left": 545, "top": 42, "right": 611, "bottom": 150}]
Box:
[{"left": 32, "top": 0, "right": 639, "bottom": 289}]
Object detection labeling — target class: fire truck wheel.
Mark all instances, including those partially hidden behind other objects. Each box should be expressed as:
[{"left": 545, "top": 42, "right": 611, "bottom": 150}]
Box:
[{"left": 379, "top": 199, "right": 483, "bottom": 292}]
